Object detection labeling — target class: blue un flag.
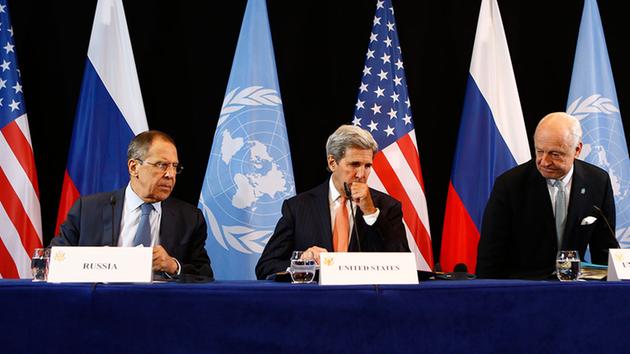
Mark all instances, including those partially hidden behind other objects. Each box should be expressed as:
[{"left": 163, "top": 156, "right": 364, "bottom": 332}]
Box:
[
  {"left": 567, "top": 0, "right": 630, "bottom": 248},
  {"left": 199, "top": 0, "right": 295, "bottom": 279}
]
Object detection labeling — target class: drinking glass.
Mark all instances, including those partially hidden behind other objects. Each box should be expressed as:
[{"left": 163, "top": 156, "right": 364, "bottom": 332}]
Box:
[
  {"left": 31, "top": 248, "right": 50, "bottom": 282},
  {"left": 556, "top": 250, "right": 581, "bottom": 281},
  {"left": 290, "top": 251, "right": 316, "bottom": 284}
]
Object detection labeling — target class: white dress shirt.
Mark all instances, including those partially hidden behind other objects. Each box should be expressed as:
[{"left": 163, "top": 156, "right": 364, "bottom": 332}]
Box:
[
  {"left": 546, "top": 166, "right": 574, "bottom": 215},
  {"left": 117, "top": 184, "right": 162, "bottom": 247}
]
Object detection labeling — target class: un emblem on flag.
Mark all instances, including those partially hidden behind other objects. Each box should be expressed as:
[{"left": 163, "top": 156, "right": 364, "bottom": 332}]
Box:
[
  {"left": 568, "top": 94, "right": 630, "bottom": 244},
  {"left": 200, "top": 86, "right": 295, "bottom": 254}
]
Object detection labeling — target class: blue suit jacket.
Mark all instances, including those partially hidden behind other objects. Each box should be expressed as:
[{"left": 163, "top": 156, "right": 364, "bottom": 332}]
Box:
[
  {"left": 255, "top": 181, "right": 410, "bottom": 280},
  {"left": 50, "top": 188, "right": 213, "bottom": 278}
]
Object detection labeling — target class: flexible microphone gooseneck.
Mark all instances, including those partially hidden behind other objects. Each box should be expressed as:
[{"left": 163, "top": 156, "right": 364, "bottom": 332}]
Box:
[
  {"left": 109, "top": 195, "right": 117, "bottom": 246},
  {"left": 592, "top": 205, "right": 616, "bottom": 242},
  {"left": 343, "top": 182, "right": 362, "bottom": 252}
]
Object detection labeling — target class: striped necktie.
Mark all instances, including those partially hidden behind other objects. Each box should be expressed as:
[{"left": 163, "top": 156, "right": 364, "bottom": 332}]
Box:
[
  {"left": 332, "top": 196, "right": 349, "bottom": 252},
  {"left": 554, "top": 180, "right": 567, "bottom": 249}
]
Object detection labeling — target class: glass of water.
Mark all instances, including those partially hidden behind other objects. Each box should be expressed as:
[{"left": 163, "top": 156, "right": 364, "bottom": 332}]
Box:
[
  {"left": 556, "top": 250, "right": 581, "bottom": 281},
  {"left": 31, "top": 248, "right": 50, "bottom": 282},
  {"left": 290, "top": 251, "right": 316, "bottom": 284}
]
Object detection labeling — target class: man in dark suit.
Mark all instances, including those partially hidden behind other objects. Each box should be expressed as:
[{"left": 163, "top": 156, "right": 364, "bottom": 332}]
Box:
[
  {"left": 256, "top": 125, "right": 409, "bottom": 280},
  {"left": 477, "top": 112, "right": 619, "bottom": 279},
  {"left": 51, "top": 131, "right": 213, "bottom": 278}
]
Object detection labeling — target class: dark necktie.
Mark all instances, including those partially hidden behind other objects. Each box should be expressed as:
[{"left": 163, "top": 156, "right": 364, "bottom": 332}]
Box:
[{"left": 133, "top": 203, "right": 154, "bottom": 247}]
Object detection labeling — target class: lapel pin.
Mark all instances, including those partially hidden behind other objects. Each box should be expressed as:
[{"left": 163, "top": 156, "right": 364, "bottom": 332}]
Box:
[{"left": 580, "top": 188, "right": 586, "bottom": 195}]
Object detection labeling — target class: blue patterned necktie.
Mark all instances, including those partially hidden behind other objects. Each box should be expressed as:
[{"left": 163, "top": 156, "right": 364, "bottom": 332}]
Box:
[
  {"left": 133, "top": 203, "right": 154, "bottom": 247},
  {"left": 554, "top": 180, "right": 567, "bottom": 249}
]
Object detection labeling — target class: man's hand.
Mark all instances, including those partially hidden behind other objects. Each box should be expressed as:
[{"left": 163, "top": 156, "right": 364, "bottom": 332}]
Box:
[
  {"left": 153, "top": 245, "right": 178, "bottom": 274},
  {"left": 302, "top": 246, "right": 328, "bottom": 265},
  {"left": 349, "top": 182, "right": 376, "bottom": 215}
]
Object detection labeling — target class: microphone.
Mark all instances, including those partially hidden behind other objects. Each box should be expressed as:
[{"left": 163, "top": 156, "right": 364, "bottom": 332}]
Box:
[
  {"left": 592, "top": 205, "right": 616, "bottom": 241},
  {"left": 343, "top": 182, "right": 362, "bottom": 252},
  {"left": 436, "top": 263, "right": 475, "bottom": 280},
  {"left": 453, "top": 263, "right": 467, "bottom": 273},
  {"left": 109, "top": 195, "right": 117, "bottom": 246}
]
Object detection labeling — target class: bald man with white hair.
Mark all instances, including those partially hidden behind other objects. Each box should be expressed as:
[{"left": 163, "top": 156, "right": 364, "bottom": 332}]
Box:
[{"left": 477, "top": 112, "right": 619, "bottom": 279}]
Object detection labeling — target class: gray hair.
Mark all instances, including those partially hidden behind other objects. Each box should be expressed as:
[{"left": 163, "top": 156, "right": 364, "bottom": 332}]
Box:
[
  {"left": 127, "top": 130, "right": 175, "bottom": 160},
  {"left": 536, "top": 112, "right": 583, "bottom": 148},
  {"left": 325, "top": 125, "right": 378, "bottom": 162}
]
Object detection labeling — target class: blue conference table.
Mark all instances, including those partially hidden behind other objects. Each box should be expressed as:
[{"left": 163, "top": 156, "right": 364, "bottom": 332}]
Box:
[{"left": 1, "top": 279, "right": 629, "bottom": 354}]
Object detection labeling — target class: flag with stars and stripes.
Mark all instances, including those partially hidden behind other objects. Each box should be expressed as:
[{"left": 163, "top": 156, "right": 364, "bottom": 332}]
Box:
[
  {"left": 55, "top": 0, "right": 148, "bottom": 234},
  {"left": 0, "top": 1, "right": 43, "bottom": 278},
  {"left": 440, "top": 0, "right": 530, "bottom": 273},
  {"left": 352, "top": 0, "right": 433, "bottom": 271}
]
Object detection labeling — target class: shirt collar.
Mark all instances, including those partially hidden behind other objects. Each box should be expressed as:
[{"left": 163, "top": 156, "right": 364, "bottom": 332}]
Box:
[
  {"left": 547, "top": 165, "right": 574, "bottom": 188},
  {"left": 328, "top": 177, "right": 342, "bottom": 204},
  {"left": 125, "top": 183, "right": 162, "bottom": 214}
]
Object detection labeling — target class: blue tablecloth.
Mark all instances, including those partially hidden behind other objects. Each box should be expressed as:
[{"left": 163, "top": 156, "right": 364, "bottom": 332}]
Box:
[{"left": 1, "top": 279, "right": 629, "bottom": 354}]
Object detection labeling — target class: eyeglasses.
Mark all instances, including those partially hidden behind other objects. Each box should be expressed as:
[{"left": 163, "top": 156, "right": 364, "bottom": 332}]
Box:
[{"left": 137, "top": 159, "right": 184, "bottom": 174}]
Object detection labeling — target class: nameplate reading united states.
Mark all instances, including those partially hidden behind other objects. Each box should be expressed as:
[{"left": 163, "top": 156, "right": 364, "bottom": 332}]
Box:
[
  {"left": 607, "top": 248, "right": 630, "bottom": 281},
  {"left": 319, "top": 252, "right": 418, "bottom": 285},
  {"left": 47, "top": 246, "right": 153, "bottom": 283}
]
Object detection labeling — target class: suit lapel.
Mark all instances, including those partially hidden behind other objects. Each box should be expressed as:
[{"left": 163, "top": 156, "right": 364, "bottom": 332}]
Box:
[
  {"left": 565, "top": 162, "right": 588, "bottom": 245},
  {"left": 159, "top": 199, "right": 176, "bottom": 251},
  {"left": 313, "top": 182, "right": 333, "bottom": 251},
  {"left": 529, "top": 164, "right": 557, "bottom": 243}
]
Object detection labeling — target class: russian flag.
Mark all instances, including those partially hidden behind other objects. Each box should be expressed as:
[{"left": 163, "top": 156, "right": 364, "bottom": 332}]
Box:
[
  {"left": 55, "top": 0, "right": 148, "bottom": 233},
  {"left": 440, "top": 0, "right": 530, "bottom": 273}
]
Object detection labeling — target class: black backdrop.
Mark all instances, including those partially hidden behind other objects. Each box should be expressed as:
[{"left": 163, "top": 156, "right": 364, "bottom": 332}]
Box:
[{"left": 8, "top": 0, "right": 629, "bottom": 259}]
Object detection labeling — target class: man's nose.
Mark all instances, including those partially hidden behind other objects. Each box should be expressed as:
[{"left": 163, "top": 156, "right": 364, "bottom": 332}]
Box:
[
  {"left": 354, "top": 166, "right": 366, "bottom": 178},
  {"left": 164, "top": 169, "right": 175, "bottom": 178},
  {"left": 539, "top": 153, "right": 552, "bottom": 166}
]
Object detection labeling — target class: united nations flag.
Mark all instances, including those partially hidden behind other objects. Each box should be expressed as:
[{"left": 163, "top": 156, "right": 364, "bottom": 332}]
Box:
[
  {"left": 199, "top": 0, "right": 295, "bottom": 279},
  {"left": 567, "top": 0, "right": 630, "bottom": 249}
]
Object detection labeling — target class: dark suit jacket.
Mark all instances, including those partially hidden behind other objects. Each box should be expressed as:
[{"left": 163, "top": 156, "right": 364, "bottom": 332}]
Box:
[
  {"left": 255, "top": 181, "right": 410, "bottom": 280},
  {"left": 50, "top": 188, "right": 213, "bottom": 278},
  {"left": 477, "top": 159, "right": 619, "bottom": 279}
]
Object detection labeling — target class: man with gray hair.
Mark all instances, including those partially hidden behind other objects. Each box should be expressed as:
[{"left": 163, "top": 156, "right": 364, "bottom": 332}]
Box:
[
  {"left": 477, "top": 112, "right": 619, "bottom": 279},
  {"left": 256, "top": 125, "right": 409, "bottom": 280},
  {"left": 51, "top": 130, "right": 213, "bottom": 279}
]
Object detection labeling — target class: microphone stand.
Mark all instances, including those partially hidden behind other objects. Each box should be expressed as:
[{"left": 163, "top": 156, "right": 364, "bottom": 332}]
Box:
[
  {"left": 592, "top": 205, "right": 616, "bottom": 241},
  {"left": 343, "top": 182, "right": 362, "bottom": 252},
  {"left": 109, "top": 195, "right": 117, "bottom": 246}
]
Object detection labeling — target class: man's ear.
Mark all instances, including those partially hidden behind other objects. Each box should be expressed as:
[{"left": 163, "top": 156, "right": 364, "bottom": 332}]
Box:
[
  {"left": 128, "top": 159, "right": 139, "bottom": 178},
  {"left": 574, "top": 142, "right": 583, "bottom": 158},
  {"left": 327, "top": 155, "right": 337, "bottom": 171}
]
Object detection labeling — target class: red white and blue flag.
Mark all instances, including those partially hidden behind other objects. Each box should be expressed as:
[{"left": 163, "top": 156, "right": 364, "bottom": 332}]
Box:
[
  {"left": 440, "top": 0, "right": 530, "bottom": 272},
  {"left": 353, "top": 0, "right": 433, "bottom": 271},
  {"left": 0, "top": 1, "right": 43, "bottom": 278},
  {"left": 55, "top": 0, "right": 148, "bottom": 233}
]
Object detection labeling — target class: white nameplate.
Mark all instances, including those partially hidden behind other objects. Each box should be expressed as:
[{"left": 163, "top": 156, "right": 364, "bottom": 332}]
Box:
[
  {"left": 319, "top": 252, "right": 418, "bottom": 285},
  {"left": 607, "top": 249, "right": 630, "bottom": 281},
  {"left": 47, "top": 246, "right": 153, "bottom": 283}
]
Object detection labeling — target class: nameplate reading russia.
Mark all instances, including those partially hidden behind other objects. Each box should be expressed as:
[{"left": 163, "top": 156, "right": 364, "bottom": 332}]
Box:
[
  {"left": 319, "top": 252, "right": 418, "bottom": 285},
  {"left": 47, "top": 246, "right": 153, "bottom": 283}
]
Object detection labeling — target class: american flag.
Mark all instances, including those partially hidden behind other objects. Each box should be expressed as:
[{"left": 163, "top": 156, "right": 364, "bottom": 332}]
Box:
[
  {"left": 352, "top": 0, "right": 433, "bottom": 271},
  {"left": 0, "top": 1, "right": 43, "bottom": 278}
]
